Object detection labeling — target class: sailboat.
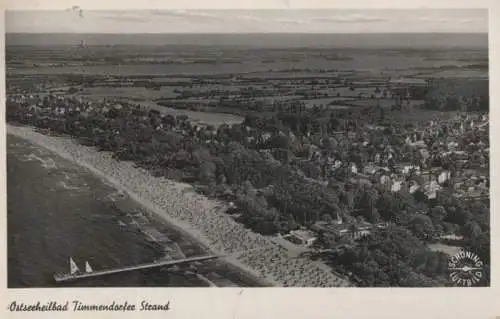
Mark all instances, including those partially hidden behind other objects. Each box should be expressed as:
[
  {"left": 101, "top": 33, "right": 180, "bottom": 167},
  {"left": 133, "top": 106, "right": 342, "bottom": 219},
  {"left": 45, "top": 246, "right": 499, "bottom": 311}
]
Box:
[
  {"left": 69, "top": 257, "right": 80, "bottom": 275},
  {"left": 85, "top": 261, "right": 93, "bottom": 273}
]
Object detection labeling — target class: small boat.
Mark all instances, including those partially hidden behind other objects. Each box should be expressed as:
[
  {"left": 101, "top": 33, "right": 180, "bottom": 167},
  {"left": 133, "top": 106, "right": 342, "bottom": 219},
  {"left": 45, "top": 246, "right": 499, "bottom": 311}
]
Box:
[
  {"left": 69, "top": 257, "right": 80, "bottom": 275},
  {"left": 118, "top": 220, "right": 127, "bottom": 227},
  {"left": 85, "top": 261, "right": 93, "bottom": 273}
]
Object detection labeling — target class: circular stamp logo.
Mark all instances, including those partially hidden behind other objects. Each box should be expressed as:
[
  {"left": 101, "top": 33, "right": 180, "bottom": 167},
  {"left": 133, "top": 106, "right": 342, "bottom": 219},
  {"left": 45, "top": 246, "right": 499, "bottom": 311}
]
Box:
[{"left": 448, "top": 250, "right": 483, "bottom": 287}]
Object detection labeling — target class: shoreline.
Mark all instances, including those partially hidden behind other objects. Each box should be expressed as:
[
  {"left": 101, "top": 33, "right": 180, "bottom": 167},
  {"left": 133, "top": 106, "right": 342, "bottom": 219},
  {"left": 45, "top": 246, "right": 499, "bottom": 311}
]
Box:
[{"left": 7, "top": 124, "right": 350, "bottom": 287}]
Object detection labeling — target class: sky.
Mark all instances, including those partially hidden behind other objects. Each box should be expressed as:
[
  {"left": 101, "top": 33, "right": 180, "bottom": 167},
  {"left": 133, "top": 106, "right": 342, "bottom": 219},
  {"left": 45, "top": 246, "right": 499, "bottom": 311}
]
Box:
[{"left": 6, "top": 9, "right": 488, "bottom": 34}]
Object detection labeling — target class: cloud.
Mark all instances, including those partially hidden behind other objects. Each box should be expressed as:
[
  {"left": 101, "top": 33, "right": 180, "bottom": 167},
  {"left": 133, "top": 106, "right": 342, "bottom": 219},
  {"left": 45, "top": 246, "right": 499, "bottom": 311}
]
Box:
[
  {"left": 232, "top": 12, "right": 306, "bottom": 25},
  {"left": 312, "top": 14, "right": 387, "bottom": 23},
  {"left": 98, "top": 10, "right": 307, "bottom": 27},
  {"left": 5, "top": 9, "right": 485, "bottom": 34},
  {"left": 148, "top": 9, "right": 223, "bottom": 22},
  {"left": 275, "top": 18, "right": 305, "bottom": 25},
  {"left": 418, "top": 17, "right": 433, "bottom": 22},
  {"left": 418, "top": 16, "right": 449, "bottom": 24},
  {"left": 418, "top": 16, "right": 477, "bottom": 24},
  {"left": 460, "top": 19, "right": 475, "bottom": 24},
  {"left": 237, "top": 15, "right": 262, "bottom": 22},
  {"left": 104, "top": 15, "right": 149, "bottom": 23},
  {"left": 100, "top": 10, "right": 226, "bottom": 24},
  {"left": 100, "top": 12, "right": 150, "bottom": 23}
]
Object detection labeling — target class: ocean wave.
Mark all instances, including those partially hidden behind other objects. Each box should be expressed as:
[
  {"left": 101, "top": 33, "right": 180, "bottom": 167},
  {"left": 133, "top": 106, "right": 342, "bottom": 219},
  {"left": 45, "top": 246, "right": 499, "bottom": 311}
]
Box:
[
  {"left": 57, "top": 181, "right": 84, "bottom": 190},
  {"left": 19, "top": 153, "right": 58, "bottom": 169},
  {"left": 17, "top": 153, "right": 38, "bottom": 162},
  {"left": 106, "top": 190, "right": 127, "bottom": 202},
  {"left": 10, "top": 142, "right": 31, "bottom": 148},
  {"left": 41, "top": 158, "right": 57, "bottom": 169},
  {"left": 62, "top": 171, "right": 73, "bottom": 180}
]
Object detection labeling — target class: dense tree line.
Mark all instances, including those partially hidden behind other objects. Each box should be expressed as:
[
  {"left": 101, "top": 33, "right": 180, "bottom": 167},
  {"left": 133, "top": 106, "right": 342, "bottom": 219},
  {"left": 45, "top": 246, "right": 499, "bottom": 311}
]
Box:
[
  {"left": 424, "top": 79, "right": 489, "bottom": 112},
  {"left": 327, "top": 226, "right": 451, "bottom": 286}
]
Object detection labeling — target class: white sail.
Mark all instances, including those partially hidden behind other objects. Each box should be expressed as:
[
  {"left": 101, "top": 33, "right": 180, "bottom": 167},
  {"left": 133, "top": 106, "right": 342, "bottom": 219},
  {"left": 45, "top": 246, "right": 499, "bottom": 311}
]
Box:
[
  {"left": 69, "top": 257, "right": 80, "bottom": 275},
  {"left": 85, "top": 261, "right": 93, "bottom": 273}
]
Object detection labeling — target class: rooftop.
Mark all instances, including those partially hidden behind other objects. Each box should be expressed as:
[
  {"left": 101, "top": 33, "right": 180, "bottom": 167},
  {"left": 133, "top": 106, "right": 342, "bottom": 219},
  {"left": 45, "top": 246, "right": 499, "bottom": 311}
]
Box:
[{"left": 290, "top": 229, "right": 318, "bottom": 240}]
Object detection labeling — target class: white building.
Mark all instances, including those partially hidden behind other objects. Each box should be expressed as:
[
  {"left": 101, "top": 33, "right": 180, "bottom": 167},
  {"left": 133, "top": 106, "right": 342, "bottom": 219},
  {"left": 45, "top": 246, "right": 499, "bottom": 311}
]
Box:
[{"left": 284, "top": 230, "right": 318, "bottom": 247}]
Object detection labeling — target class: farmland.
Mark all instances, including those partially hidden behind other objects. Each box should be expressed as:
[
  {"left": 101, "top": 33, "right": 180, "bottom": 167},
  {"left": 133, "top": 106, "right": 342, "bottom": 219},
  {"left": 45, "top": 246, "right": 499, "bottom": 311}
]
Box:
[{"left": 6, "top": 44, "right": 488, "bottom": 126}]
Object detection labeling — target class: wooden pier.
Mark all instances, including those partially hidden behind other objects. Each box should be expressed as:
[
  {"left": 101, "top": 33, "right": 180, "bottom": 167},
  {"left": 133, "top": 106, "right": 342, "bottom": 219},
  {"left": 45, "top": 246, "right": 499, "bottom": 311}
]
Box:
[{"left": 54, "top": 255, "right": 223, "bottom": 283}]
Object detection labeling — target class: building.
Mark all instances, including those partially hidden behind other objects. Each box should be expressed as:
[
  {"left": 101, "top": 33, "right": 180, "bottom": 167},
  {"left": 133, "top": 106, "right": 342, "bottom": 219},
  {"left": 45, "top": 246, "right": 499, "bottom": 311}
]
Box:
[
  {"left": 283, "top": 229, "right": 318, "bottom": 247},
  {"left": 311, "top": 220, "right": 388, "bottom": 242}
]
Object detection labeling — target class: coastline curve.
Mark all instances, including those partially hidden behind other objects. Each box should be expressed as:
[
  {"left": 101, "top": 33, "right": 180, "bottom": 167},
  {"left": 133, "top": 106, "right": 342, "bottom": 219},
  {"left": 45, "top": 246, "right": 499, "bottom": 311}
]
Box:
[{"left": 7, "top": 124, "right": 350, "bottom": 288}]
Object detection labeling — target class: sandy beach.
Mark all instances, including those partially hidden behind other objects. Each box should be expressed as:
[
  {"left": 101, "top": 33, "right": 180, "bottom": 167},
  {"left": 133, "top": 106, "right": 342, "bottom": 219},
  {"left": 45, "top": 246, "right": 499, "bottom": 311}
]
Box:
[{"left": 7, "top": 124, "right": 350, "bottom": 287}]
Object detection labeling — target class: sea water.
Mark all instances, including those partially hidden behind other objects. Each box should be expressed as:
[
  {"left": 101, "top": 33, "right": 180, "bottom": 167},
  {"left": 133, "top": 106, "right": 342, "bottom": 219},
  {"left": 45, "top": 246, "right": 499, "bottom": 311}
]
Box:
[{"left": 7, "top": 135, "right": 253, "bottom": 287}]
